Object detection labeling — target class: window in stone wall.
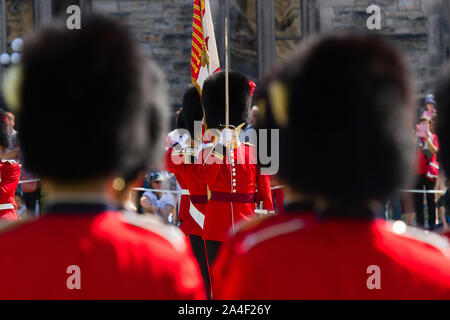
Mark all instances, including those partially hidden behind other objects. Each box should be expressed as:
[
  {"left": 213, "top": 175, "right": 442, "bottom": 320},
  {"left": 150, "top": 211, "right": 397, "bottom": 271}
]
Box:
[
  {"left": 4, "top": 0, "right": 35, "bottom": 52},
  {"left": 229, "top": 0, "right": 258, "bottom": 79},
  {"left": 275, "top": 0, "right": 302, "bottom": 60},
  {"left": 212, "top": 0, "right": 304, "bottom": 81}
]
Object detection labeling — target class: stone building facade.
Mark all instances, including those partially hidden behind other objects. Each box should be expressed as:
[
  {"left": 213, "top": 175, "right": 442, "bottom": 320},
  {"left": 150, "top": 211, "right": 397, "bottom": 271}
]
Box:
[{"left": 1, "top": 0, "right": 450, "bottom": 108}]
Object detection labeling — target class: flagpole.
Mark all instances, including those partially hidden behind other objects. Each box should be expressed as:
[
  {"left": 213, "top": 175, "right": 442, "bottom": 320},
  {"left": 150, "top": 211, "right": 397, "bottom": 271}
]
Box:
[{"left": 225, "top": 17, "right": 229, "bottom": 129}]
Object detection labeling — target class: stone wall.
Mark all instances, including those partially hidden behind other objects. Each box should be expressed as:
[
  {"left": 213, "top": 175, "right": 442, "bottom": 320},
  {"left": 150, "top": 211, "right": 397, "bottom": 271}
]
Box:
[
  {"left": 313, "top": 0, "right": 445, "bottom": 100},
  {"left": 92, "top": 0, "right": 194, "bottom": 109},
  {"left": 1, "top": 0, "right": 447, "bottom": 107},
  {"left": 0, "top": 2, "right": 3, "bottom": 52}
]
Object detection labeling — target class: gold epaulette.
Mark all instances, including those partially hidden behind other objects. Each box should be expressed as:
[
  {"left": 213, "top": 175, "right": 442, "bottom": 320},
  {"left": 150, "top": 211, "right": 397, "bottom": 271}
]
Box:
[
  {"left": 210, "top": 150, "right": 224, "bottom": 161},
  {"left": 243, "top": 141, "right": 255, "bottom": 147},
  {"left": 172, "top": 147, "right": 198, "bottom": 164}
]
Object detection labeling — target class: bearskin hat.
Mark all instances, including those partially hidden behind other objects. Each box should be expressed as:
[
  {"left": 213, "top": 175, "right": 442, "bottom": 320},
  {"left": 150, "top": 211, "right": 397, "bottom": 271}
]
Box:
[
  {"left": 255, "top": 34, "right": 413, "bottom": 214},
  {"left": 202, "top": 70, "right": 251, "bottom": 129},
  {"left": 17, "top": 15, "right": 169, "bottom": 183},
  {"left": 181, "top": 85, "right": 203, "bottom": 137}
]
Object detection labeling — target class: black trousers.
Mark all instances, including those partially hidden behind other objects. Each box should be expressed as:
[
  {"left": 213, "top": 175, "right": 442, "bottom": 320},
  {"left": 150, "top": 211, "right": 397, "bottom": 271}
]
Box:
[
  {"left": 189, "top": 235, "right": 211, "bottom": 299},
  {"left": 204, "top": 239, "right": 222, "bottom": 299},
  {"left": 414, "top": 174, "right": 436, "bottom": 230}
]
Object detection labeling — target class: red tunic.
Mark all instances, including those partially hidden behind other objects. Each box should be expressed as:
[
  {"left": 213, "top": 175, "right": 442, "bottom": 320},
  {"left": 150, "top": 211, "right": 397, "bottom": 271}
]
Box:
[
  {"left": 415, "top": 134, "right": 439, "bottom": 175},
  {"left": 213, "top": 212, "right": 450, "bottom": 299},
  {"left": 198, "top": 141, "right": 273, "bottom": 241},
  {"left": 0, "top": 206, "right": 205, "bottom": 299},
  {"left": 0, "top": 160, "right": 20, "bottom": 222},
  {"left": 165, "top": 147, "right": 208, "bottom": 237}
]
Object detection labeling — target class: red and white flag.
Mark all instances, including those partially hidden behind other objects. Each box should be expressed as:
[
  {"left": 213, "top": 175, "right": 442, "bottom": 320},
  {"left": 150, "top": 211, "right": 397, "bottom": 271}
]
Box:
[{"left": 191, "top": 0, "right": 220, "bottom": 93}]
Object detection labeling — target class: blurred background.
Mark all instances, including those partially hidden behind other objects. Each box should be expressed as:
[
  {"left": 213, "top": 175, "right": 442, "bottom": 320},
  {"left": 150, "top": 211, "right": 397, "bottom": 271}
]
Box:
[{"left": 1, "top": 0, "right": 449, "bottom": 112}]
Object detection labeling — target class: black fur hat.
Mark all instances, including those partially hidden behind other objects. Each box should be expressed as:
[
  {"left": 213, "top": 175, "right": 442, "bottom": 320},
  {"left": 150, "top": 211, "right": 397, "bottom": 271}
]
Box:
[
  {"left": 255, "top": 34, "right": 413, "bottom": 213},
  {"left": 202, "top": 70, "right": 251, "bottom": 129},
  {"left": 181, "top": 85, "right": 203, "bottom": 137},
  {"left": 17, "top": 15, "right": 168, "bottom": 183}
]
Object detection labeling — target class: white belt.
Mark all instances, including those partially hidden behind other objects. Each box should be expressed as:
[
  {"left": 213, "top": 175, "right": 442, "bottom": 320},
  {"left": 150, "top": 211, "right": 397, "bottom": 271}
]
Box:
[
  {"left": 0, "top": 203, "right": 14, "bottom": 210},
  {"left": 189, "top": 201, "right": 205, "bottom": 229}
]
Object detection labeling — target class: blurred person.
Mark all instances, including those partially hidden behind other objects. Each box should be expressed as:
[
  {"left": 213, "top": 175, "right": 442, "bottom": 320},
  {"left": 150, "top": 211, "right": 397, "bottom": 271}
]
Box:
[
  {"left": 0, "top": 15, "right": 204, "bottom": 299},
  {"left": 1, "top": 112, "right": 19, "bottom": 161},
  {"left": 246, "top": 105, "right": 259, "bottom": 131},
  {"left": 414, "top": 115, "right": 439, "bottom": 230},
  {"left": 166, "top": 85, "right": 211, "bottom": 298},
  {"left": 213, "top": 34, "right": 450, "bottom": 299},
  {"left": 422, "top": 94, "right": 437, "bottom": 118},
  {"left": 14, "top": 193, "right": 26, "bottom": 219},
  {"left": 243, "top": 105, "right": 259, "bottom": 144},
  {"left": 140, "top": 169, "right": 175, "bottom": 222},
  {"left": 437, "top": 189, "right": 450, "bottom": 232},
  {"left": 197, "top": 70, "right": 274, "bottom": 274},
  {"left": 0, "top": 110, "right": 20, "bottom": 222}
]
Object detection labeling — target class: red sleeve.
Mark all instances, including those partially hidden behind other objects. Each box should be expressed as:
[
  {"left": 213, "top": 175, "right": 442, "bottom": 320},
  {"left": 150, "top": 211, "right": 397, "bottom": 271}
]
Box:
[
  {"left": 257, "top": 172, "right": 274, "bottom": 210},
  {"left": 165, "top": 147, "right": 184, "bottom": 174},
  {"left": 0, "top": 163, "right": 20, "bottom": 196},
  {"left": 196, "top": 146, "right": 223, "bottom": 185}
]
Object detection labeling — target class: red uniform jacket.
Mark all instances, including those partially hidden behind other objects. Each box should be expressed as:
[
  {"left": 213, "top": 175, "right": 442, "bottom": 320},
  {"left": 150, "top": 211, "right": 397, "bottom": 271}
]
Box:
[
  {"left": 0, "top": 160, "right": 20, "bottom": 222},
  {"left": 0, "top": 203, "right": 205, "bottom": 299},
  {"left": 165, "top": 147, "right": 207, "bottom": 237},
  {"left": 198, "top": 141, "right": 273, "bottom": 242},
  {"left": 213, "top": 211, "right": 450, "bottom": 299}
]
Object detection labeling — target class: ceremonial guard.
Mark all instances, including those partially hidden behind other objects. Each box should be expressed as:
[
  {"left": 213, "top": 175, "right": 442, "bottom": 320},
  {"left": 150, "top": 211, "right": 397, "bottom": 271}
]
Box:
[
  {"left": 0, "top": 15, "right": 204, "bottom": 299},
  {"left": 0, "top": 111, "right": 20, "bottom": 222},
  {"left": 213, "top": 35, "right": 450, "bottom": 299},
  {"left": 166, "top": 85, "right": 211, "bottom": 297},
  {"left": 198, "top": 70, "right": 274, "bottom": 270}
]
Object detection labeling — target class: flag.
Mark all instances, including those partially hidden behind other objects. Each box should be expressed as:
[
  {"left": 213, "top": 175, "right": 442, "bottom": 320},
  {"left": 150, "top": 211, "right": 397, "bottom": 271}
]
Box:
[{"left": 191, "top": 0, "right": 220, "bottom": 93}]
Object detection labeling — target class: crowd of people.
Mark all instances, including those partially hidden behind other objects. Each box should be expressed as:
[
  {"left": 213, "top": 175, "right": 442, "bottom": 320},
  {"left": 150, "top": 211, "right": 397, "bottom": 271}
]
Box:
[{"left": 0, "top": 14, "right": 449, "bottom": 299}]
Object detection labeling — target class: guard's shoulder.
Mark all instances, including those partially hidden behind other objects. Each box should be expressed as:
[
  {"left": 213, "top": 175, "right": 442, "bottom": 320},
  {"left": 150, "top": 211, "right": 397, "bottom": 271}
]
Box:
[
  {"left": 1, "top": 159, "right": 19, "bottom": 166},
  {"left": 231, "top": 214, "right": 274, "bottom": 237},
  {"left": 236, "top": 216, "right": 305, "bottom": 254},
  {"left": 389, "top": 222, "right": 450, "bottom": 256},
  {"left": 120, "top": 211, "right": 187, "bottom": 252},
  {"left": 0, "top": 218, "right": 33, "bottom": 237}
]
